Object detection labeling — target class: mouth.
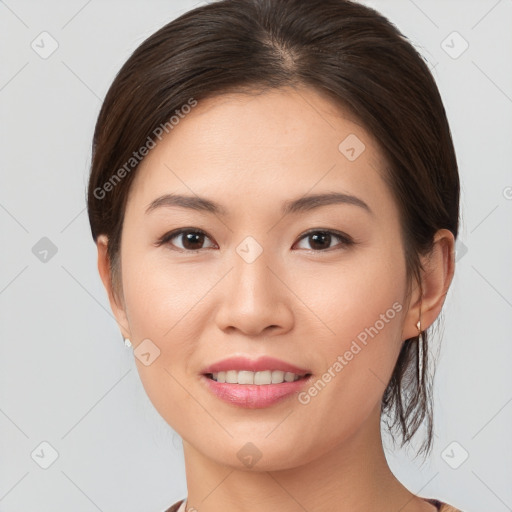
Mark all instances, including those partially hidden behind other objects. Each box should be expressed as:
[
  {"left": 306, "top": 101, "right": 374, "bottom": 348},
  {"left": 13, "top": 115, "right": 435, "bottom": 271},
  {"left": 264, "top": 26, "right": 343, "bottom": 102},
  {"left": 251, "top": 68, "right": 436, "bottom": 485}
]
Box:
[
  {"left": 204, "top": 370, "right": 311, "bottom": 384},
  {"left": 200, "top": 356, "right": 313, "bottom": 408}
]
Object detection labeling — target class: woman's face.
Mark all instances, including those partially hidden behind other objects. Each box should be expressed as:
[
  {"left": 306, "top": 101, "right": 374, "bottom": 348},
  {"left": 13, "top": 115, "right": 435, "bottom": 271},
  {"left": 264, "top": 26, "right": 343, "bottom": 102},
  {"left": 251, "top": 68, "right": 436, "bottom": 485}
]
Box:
[{"left": 105, "top": 87, "right": 420, "bottom": 470}]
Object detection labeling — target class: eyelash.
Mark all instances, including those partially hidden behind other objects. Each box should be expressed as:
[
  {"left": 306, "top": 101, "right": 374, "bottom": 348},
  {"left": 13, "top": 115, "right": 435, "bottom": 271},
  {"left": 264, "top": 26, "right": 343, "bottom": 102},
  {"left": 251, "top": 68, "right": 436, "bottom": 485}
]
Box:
[{"left": 155, "top": 228, "right": 355, "bottom": 253}]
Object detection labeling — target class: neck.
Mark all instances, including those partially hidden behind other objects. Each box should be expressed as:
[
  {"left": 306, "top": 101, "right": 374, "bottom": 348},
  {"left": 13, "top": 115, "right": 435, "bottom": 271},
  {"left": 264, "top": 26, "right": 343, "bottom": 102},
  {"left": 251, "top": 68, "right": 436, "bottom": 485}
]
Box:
[{"left": 181, "top": 403, "right": 431, "bottom": 512}]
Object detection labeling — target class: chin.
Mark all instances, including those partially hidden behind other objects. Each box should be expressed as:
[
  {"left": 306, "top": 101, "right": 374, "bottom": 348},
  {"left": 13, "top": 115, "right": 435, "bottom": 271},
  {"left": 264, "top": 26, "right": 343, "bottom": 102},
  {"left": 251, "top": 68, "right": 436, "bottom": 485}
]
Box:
[{"left": 194, "top": 436, "right": 319, "bottom": 473}]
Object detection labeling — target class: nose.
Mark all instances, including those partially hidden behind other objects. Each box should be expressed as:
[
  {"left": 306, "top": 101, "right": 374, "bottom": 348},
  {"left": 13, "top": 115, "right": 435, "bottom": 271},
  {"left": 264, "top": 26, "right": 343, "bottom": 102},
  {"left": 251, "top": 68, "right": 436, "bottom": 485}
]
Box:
[{"left": 214, "top": 244, "right": 294, "bottom": 338}]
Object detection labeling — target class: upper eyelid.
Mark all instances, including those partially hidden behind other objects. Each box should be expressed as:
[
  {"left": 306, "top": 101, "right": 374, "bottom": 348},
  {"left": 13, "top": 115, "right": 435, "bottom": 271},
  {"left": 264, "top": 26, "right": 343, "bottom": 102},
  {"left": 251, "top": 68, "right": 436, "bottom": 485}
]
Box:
[
  {"left": 159, "top": 228, "right": 352, "bottom": 250},
  {"left": 294, "top": 230, "right": 353, "bottom": 249},
  {"left": 159, "top": 228, "right": 217, "bottom": 249}
]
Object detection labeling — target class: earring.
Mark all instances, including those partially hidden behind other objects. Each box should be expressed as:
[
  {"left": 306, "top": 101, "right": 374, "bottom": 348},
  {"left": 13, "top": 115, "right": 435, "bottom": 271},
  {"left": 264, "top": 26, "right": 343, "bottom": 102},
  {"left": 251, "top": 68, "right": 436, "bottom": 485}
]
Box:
[
  {"left": 416, "top": 319, "right": 423, "bottom": 382},
  {"left": 124, "top": 337, "right": 132, "bottom": 348}
]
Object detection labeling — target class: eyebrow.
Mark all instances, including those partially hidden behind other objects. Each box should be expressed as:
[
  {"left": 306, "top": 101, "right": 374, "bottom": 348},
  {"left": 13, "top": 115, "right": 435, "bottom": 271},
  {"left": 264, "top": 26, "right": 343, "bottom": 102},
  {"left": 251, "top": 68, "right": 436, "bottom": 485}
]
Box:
[{"left": 145, "top": 191, "right": 373, "bottom": 217}]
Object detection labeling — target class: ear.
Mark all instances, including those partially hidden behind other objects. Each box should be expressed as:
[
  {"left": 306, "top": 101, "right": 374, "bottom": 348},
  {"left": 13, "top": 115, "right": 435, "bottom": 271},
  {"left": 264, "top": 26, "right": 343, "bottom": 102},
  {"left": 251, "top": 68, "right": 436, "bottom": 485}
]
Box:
[
  {"left": 402, "top": 228, "right": 456, "bottom": 340},
  {"left": 96, "top": 234, "right": 131, "bottom": 340}
]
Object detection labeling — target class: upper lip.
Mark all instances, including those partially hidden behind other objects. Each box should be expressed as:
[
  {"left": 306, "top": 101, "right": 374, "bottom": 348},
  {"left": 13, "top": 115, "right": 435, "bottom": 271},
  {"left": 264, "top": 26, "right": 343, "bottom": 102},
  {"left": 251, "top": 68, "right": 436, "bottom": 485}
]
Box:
[{"left": 202, "top": 356, "right": 311, "bottom": 375}]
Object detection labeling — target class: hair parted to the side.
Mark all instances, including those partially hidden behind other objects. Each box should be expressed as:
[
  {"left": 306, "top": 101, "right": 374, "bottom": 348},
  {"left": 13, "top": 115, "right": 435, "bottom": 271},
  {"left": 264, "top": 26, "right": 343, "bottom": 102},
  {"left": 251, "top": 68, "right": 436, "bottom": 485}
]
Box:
[{"left": 87, "top": 0, "right": 460, "bottom": 457}]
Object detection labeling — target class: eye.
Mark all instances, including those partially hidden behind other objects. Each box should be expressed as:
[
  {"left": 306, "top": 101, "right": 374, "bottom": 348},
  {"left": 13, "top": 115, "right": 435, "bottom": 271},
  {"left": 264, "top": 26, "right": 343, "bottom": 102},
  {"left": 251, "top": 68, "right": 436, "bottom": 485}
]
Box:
[
  {"left": 156, "top": 228, "right": 217, "bottom": 252},
  {"left": 156, "top": 228, "right": 354, "bottom": 253},
  {"left": 293, "top": 229, "right": 354, "bottom": 251}
]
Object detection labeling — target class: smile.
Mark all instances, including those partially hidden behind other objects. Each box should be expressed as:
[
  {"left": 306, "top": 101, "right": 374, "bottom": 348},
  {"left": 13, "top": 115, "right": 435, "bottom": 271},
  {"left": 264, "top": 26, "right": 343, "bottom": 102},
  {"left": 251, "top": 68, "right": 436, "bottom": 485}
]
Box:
[{"left": 207, "top": 370, "right": 307, "bottom": 384}]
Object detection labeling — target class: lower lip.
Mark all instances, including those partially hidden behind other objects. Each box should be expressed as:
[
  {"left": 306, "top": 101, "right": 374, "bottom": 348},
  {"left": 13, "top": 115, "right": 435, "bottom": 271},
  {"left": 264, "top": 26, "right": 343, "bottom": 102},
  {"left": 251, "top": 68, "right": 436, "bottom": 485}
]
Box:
[{"left": 201, "top": 375, "right": 310, "bottom": 409}]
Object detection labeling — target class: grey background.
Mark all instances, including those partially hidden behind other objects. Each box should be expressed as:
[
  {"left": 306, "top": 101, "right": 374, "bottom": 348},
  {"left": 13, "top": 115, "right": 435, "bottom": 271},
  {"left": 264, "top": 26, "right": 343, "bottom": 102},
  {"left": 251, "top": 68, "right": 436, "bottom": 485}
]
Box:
[{"left": 1, "top": 0, "right": 511, "bottom": 511}]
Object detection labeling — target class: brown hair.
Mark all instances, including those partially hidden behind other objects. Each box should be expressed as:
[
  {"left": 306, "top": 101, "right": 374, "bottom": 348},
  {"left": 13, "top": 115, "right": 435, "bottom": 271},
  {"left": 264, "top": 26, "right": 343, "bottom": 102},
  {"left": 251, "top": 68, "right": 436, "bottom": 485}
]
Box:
[{"left": 87, "top": 0, "right": 460, "bottom": 456}]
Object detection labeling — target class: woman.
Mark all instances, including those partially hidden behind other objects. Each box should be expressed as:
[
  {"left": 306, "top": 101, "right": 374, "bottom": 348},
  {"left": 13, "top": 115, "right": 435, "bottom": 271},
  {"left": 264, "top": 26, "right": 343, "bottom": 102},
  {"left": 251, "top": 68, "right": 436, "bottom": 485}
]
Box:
[{"left": 87, "top": 0, "right": 462, "bottom": 510}]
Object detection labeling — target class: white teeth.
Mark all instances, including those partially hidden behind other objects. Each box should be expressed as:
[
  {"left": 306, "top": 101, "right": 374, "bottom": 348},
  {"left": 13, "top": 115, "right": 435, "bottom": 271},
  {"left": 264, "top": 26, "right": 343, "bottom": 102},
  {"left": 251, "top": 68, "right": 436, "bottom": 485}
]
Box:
[
  {"left": 254, "top": 370, "right": 272, "bottom": 385},
  {"left": 238, "top": 370, "right": 254, "bottom": 384},
  {"left": 226, "top": 370, "right": 238, "bottom": 384},
  {"left": 284, "top": 372, "right": 296, "bottom": 382},
  {"left": 210, "top": 370, "right": 304, "bottom": 384},
  {"left": 271, "top": 370, "right": 285, "bottom": 383}
]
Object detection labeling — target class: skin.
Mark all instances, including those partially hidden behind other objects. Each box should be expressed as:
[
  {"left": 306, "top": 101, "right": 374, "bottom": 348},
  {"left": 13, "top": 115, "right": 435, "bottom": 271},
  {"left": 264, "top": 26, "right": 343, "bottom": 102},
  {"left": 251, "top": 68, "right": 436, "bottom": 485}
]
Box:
[{"left": 97, "top": 86, "right": 455, "bottom": 512}]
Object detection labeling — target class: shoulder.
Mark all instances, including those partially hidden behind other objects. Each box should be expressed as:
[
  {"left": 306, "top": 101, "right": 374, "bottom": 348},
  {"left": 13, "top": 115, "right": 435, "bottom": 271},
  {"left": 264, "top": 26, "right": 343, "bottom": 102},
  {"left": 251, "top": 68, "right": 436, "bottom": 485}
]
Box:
[
  {"left": 162, "top": 499, "right": 184, "bottom": 512},
  {"left": 439, "top": 505, "right": 464, "bottom": 512},
  {"left": 163, "top": 497, "right": 465, "bottom": 512},
  {"left": 424, "top": 498, "right": 464, "bottom": 512},
  {"left": 164, "top": 498, "right": 465, "bottom": 512}
]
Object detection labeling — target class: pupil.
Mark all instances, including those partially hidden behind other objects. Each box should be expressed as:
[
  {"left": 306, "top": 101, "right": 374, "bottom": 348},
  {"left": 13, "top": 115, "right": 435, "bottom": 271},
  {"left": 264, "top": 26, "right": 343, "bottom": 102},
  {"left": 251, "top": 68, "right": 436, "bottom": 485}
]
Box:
[
  {"left": 310, "top": 233, "right": 330, "bottom": 250},
  {"left": 180, "top": 232, "right": 332, "bottom": 251},
  {"left": 184, "top": 232, "right": 203, "bottom": 249}
]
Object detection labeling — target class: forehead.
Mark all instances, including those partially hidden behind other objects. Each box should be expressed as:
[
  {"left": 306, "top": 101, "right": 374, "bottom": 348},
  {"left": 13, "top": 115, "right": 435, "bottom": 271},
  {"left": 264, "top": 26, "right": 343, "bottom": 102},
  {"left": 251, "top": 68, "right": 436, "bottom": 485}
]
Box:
[{"left": 128, "top": 86, "right": 395, "bottom": 219}]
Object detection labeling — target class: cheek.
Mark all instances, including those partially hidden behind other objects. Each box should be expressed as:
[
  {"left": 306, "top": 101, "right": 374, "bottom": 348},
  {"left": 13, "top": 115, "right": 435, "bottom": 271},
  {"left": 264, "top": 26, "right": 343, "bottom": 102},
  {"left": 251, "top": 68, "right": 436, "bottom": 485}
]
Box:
[
  {"left": 293, "top": 244, "right": 407, "bottom": 419},
  {"left": 294, "top": 240, "right": 406, "bottom": 345},
  {"left": 122, "top": 246, "right": 209, "bottom": 340},
  {"left": 120, "top": 250, "right": 210, "bottom": 432},
  {"left": 119, "top": 244, "right": 209, "bottom": 392}
]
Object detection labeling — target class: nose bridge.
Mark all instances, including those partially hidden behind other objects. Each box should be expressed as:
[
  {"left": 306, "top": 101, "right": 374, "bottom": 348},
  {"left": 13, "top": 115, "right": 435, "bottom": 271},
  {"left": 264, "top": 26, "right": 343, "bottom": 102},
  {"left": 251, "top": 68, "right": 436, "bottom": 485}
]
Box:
[
  {"left": 231, "top": 235, "right": 277, "bottom": 305},
  {"left": 214, "top": 234, "right": 293, "bottom": 335}
]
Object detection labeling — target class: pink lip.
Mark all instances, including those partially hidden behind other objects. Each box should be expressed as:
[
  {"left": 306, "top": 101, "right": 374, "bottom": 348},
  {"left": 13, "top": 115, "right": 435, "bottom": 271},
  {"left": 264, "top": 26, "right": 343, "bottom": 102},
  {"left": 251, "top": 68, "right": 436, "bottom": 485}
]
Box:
[
  {"left": 200, "top": 356, "right": 312, "bottom": 409},
  {"left": 201, "top": 376, "right": 311, "bottom": 409},
  {"left": 201, "top": 356, "right": 310, "bottom": 375}
]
